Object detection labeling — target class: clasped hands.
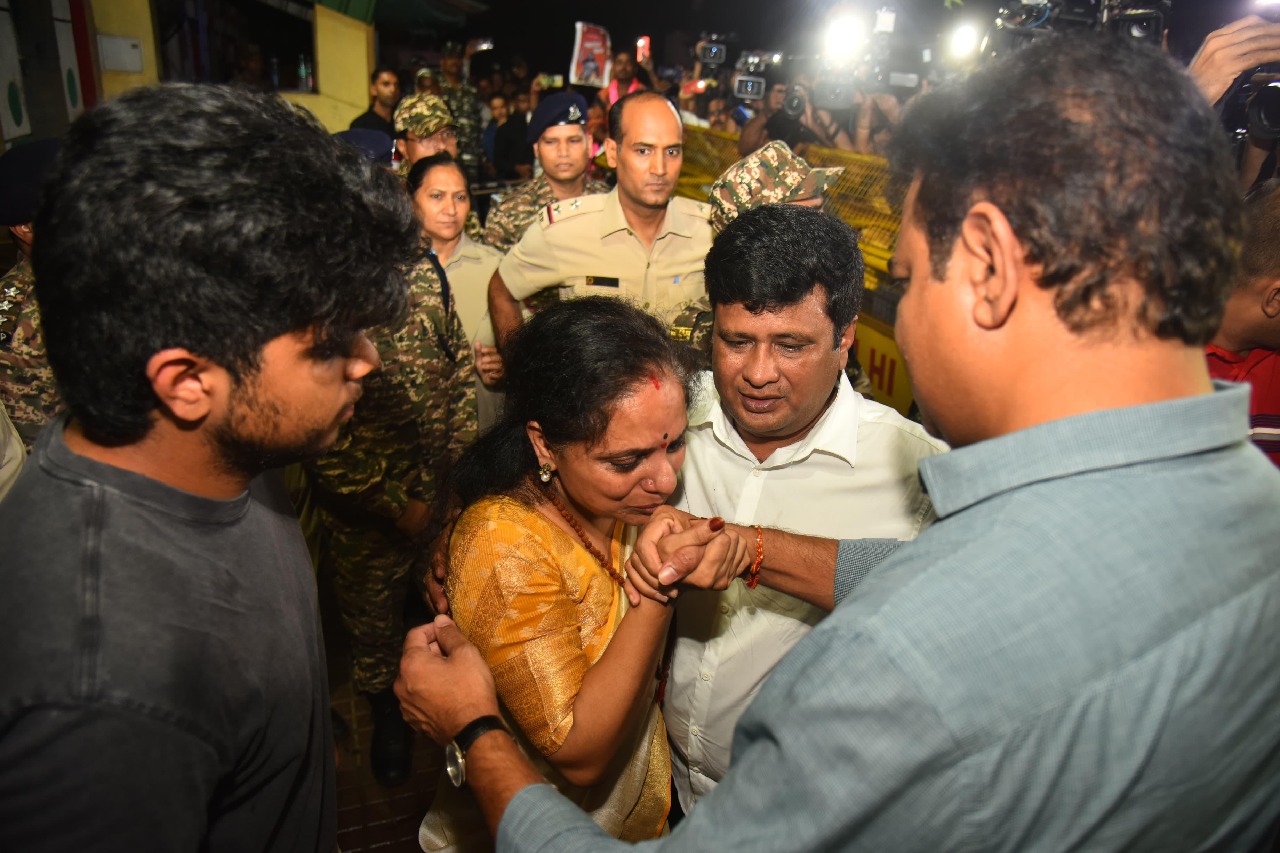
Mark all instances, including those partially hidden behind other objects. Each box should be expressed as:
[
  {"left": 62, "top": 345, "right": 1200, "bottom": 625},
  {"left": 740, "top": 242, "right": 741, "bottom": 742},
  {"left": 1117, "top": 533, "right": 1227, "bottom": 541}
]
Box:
[{"left": 622, "top": 506, "right": 755, "bottom": 607}]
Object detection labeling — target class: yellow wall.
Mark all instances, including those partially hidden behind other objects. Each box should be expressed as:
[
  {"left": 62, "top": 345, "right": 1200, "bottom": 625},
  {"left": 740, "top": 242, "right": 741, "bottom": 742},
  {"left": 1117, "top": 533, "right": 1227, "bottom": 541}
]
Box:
[
  {"left": 89, "top": 0, "right": 159, "bottom": 98},
  {"left": 282, "top": 5, "right": 371, "bottom": 133},
  {"left": 854, "top": 315, "right": 914, "bottom": 417}
]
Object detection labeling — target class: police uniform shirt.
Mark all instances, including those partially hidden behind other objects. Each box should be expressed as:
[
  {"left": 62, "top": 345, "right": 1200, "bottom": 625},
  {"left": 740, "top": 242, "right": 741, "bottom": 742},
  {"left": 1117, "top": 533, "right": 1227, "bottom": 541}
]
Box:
[{"left": 497, "top": 188, "right": 714, "bottom": 325}]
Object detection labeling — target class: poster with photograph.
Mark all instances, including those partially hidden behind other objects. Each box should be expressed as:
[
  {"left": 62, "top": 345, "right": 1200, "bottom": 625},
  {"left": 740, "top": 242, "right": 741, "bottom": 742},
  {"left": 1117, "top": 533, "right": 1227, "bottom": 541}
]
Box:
[{"left": 569, "top": 22, "right": 610, "bottom": 88}]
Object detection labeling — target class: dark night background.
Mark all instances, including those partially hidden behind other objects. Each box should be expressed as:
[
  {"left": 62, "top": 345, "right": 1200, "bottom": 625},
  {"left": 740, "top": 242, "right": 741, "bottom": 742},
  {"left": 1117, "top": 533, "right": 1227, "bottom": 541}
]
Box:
[{"left": 450, "top": 0, "right": 1249, "bottom": 77}]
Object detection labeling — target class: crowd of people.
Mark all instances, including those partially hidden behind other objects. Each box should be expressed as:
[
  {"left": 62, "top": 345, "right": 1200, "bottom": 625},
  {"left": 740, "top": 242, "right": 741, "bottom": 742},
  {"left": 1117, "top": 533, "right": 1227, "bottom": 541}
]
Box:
[{"left": 1, "top": 11, "right": 1280, "bottom": 853}]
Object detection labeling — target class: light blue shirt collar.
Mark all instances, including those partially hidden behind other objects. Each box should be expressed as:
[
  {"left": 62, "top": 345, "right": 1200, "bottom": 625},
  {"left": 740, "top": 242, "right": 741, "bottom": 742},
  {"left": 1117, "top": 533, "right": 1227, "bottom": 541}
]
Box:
[{"left": 921, "top": 382, "right": 1251, "bottom": 519}]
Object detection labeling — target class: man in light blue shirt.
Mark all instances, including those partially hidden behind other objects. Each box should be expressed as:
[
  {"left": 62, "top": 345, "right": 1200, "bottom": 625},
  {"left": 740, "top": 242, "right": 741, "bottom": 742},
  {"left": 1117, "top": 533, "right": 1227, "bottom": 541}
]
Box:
[{"left": 395, "top": 35, "right": 1280, "bottom": 851}]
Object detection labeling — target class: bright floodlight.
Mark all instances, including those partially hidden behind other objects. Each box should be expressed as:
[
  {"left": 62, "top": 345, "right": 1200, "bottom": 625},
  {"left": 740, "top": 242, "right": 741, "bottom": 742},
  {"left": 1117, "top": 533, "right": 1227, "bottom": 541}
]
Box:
[
  {"left": 1257, "top": 0, "right": 1280, "bottom": 7},
  {"left": 824, "top": 14, "right": 866, "bottom": 64},
  {"left": 949, "top": 24, "right": 980, "bottom": 59}
]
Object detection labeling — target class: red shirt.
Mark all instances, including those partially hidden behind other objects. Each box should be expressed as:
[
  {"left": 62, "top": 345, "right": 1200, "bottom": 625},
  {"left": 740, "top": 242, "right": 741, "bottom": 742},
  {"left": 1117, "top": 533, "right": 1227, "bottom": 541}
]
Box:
[{"left": 1206, "top": 343, "right": 1280, "bottom": 466}]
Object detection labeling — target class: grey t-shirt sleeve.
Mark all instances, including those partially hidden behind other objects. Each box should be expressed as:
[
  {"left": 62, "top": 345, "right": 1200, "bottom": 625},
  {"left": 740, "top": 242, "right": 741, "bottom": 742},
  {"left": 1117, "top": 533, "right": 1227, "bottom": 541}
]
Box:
[
  {"left": 0, "top": 704, "right": 222, "bottom": 852},
  {"left": 833, "top": 538, "right": 904, "bottom": 606}
]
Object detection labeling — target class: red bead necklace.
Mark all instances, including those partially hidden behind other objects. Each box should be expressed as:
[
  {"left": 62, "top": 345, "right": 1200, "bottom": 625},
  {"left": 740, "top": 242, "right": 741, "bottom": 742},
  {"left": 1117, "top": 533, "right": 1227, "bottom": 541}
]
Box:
[{"left": 544, "top": 487, "right": 626, "bottom": 587}]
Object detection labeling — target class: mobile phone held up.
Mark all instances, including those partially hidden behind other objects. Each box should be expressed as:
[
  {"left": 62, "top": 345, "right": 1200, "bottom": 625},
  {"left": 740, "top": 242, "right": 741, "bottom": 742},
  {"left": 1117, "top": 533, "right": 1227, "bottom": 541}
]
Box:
[
  {"left": 636, "top": 36, "right": 651, "bottom": 65},
  {"left": 537, "top": 73, "right": 564, "bottom": 89}
]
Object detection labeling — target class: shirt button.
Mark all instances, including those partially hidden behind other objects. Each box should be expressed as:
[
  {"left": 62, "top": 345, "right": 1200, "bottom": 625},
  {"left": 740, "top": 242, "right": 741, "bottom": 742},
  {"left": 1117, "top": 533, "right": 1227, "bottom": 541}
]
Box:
[
  {"left": 690, "top": 725, "right": 700, "bottom": 737},
  {"left": 701, "top": 671, "right": 712, "bottom": 682},
  {"left": 751, "top": 468, "right": 761, "bottom": 477},
  {"left": 691, "top": 767, "right": 701, "bottom": 775},
  {"left": 719, "top": 604, "right": 731, "bottom": 615}
]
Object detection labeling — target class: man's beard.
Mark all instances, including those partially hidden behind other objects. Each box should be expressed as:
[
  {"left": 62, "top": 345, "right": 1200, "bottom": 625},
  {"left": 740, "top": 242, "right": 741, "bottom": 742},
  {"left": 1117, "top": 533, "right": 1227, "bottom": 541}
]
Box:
[{"left": 209, "top": 382, "right": 337, "bottom": 479}]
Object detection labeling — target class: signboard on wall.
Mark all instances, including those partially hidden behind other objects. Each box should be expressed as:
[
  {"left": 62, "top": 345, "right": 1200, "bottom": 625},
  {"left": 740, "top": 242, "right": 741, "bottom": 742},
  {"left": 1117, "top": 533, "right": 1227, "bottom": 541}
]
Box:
[
  {"left": 853, "top": 314, "right": 915, "bottom": 417},
  {"left": 52, "top": 0, "right": 83, "bottom": 122},
  {"left": 0, "top": 3, "right": 31, "bottom": 141}
]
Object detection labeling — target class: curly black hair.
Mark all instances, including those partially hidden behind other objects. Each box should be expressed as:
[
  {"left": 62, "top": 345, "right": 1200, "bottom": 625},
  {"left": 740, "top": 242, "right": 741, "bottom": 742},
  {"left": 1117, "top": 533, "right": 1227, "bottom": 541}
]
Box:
[
  {"left": 34, "top": 84, "right": 421, "bottom": 445},
  {"left": 889, "top": 34, "right": 1241, "bottom": 345},
  {"left": 704, "top": 205, "right": 863, "bottom": 348}
]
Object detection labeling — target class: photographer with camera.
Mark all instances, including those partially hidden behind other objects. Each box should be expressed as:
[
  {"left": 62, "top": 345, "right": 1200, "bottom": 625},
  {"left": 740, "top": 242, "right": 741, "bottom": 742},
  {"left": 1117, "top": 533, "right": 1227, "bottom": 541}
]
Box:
[
  {"left": 1189, "top": 14, "right": 1280, "bottom": 105},
  {"left": 1188, "top": 14, "right": 1280, "bottom": 190},
  {"left": 738, "top": 69, "right": 852, "bottom": 157}
]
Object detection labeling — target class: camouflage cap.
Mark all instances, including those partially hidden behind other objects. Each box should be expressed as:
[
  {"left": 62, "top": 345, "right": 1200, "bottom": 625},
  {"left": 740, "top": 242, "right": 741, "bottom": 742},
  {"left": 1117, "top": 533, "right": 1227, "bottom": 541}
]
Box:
[
  {"left": 394, "top": 93, "right": 456, "bottom": 138},
  {"left": 708, "top": 140, "right": 844, "bottom": 233},
  {"left": 415, "top": 67, "right": 437, "bottom": 81}
]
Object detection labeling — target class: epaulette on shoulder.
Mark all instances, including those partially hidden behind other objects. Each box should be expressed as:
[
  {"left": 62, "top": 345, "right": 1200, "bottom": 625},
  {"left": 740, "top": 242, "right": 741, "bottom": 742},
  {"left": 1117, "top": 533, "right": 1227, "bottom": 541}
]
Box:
[
  {"left": 537, "top": 193, "right": 607, "bottom": 229},
  {"left": 671, "top": 196, "right": 713, "bottom": 220}
]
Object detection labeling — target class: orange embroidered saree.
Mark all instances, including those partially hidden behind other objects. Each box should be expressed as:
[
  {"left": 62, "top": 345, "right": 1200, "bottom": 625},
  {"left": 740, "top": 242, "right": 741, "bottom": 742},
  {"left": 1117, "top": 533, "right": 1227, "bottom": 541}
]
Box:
[{"left": 418, "top": 496, "right": 669, "bottom": 851}]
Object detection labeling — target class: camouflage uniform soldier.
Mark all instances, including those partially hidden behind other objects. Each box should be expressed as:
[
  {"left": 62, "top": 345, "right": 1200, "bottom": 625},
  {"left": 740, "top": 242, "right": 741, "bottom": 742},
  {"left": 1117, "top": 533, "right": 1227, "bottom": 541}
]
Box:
[
  {"left": 483, "top": 171, "right": 611, "bottom": 253},
  {"left": 0, "top": 139, "right": 63, "bottom": 451},
  {"left": 668, "top": 140, "right": 872, "bottom": 397},
  {"left": 306, "top": 253, "right": 476, "bottom": 786},
  {"left": 439, "top": 42, "right": 484, "bottom": 184},
  {"left": 394, "top": 93, "right": 484, "bottom": 243}
]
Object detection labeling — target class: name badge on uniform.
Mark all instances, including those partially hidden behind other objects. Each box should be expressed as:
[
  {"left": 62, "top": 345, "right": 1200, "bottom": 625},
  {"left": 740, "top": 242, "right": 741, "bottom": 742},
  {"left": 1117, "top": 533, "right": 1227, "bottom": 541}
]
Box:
[{"left": 584, "top": 276, "right": 619, "bottom": 288}]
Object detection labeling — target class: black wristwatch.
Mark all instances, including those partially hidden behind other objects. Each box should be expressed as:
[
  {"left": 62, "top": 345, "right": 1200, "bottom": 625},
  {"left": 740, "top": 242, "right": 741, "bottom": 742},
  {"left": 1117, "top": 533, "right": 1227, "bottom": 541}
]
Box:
[{"left": 445, "top": 715, "right": 510, "bottom": 787}]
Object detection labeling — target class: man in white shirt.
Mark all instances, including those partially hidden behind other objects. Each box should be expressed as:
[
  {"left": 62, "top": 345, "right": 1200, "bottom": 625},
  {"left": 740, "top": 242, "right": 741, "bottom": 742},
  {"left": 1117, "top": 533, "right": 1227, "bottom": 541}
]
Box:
[{"left": 664, "top": 203, "right": 946, "bottom": 813}]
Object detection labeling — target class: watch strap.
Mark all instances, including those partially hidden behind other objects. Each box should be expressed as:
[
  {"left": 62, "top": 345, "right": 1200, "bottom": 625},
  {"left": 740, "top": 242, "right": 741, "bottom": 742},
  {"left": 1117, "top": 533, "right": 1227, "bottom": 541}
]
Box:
[{"left": 451, "top": 714, "right": 509, "bottom": 756}]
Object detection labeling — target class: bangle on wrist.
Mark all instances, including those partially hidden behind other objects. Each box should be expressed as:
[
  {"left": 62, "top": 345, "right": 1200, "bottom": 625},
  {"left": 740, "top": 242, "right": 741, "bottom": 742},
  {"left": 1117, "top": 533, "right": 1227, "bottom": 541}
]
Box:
[{"left": 745, "top": 525, "right": 764, "bottom": 589}]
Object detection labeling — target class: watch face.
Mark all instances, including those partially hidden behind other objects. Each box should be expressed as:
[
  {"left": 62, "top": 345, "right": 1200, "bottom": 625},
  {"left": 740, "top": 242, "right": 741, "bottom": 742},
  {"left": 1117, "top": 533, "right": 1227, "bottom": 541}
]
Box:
[{"left": 445, "top": 742, "right": 465, "bottom": 787}]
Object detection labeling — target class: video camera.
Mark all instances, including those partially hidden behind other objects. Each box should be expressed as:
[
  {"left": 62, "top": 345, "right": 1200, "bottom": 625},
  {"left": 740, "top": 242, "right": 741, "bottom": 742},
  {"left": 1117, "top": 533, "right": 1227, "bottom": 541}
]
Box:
[
  {"left": 732, "top": 50, "right": 777, "bottom": 102},
  {"left": 696, "top": 33, "right": 734, "bottom": 67},
  {"left": 860, "top": 7, "right": 923, "bottom": 94},
  {"left": 982, "top": 0, "right": 1171, "bottom": 57}
]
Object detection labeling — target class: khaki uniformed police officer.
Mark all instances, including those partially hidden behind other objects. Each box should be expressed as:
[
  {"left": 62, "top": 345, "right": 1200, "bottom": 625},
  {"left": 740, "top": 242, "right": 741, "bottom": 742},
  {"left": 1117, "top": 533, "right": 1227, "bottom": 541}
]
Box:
[{"left": 487, "top": 91, "right": 714, "bottom": 343}]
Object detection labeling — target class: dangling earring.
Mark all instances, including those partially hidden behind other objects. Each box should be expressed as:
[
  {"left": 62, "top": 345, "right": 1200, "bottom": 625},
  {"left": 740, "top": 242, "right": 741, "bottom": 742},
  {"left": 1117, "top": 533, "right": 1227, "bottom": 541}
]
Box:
[{"left": 538, "top": 463, "right": 553, "bottom": 483}]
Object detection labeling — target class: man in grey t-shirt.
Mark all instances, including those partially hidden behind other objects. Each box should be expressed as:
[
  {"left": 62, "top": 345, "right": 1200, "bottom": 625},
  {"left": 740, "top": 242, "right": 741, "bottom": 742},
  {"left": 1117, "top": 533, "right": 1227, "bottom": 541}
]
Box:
[{"left": 0, "top": 85, "right": 420, "bottom": 851}]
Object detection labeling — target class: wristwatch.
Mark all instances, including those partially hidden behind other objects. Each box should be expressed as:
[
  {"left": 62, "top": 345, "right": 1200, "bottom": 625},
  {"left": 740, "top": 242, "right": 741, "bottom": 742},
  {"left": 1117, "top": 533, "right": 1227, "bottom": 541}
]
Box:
[{"left": 445, "top": 715, "right": 510, "bottom": 787}]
